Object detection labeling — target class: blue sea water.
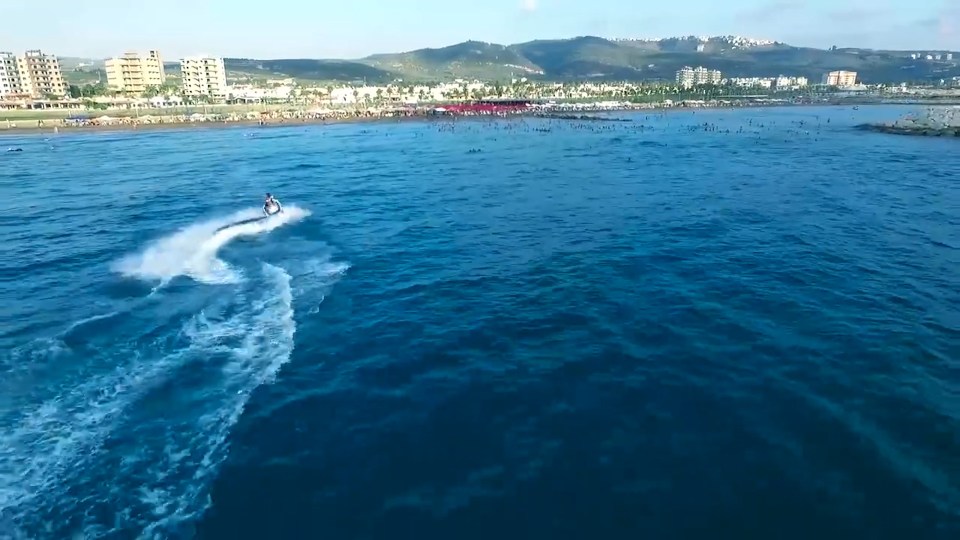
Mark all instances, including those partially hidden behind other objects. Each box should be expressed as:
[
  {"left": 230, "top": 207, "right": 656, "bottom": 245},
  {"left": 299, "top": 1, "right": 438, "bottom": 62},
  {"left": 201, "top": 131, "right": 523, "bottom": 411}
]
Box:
[{"left": 0, "top": 105, "right": 958, "bottom": 540}]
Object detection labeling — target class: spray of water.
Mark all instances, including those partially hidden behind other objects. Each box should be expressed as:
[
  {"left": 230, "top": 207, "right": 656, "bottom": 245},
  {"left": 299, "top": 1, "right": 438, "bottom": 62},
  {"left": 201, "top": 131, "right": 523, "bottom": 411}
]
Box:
[{"left": 113, "top": 206, "right": 310, "bottom": 285}]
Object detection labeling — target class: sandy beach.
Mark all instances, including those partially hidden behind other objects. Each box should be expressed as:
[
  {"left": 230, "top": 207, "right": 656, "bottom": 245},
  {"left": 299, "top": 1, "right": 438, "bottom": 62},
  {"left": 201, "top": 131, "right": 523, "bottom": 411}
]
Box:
[
  {"left": 0, "top": 100, "right": 795, "bottom": 137},
  {"left": 2, "top": 98, "right": 955, "bottom": 139}
]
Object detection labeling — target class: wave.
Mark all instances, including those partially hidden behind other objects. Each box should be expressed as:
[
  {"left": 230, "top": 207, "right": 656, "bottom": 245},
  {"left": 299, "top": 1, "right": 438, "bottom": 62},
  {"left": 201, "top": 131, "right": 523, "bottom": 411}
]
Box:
[
  {"left": 0, "top": 260, "right": 350, "bottom": 539},
  {"left": 113, "top": 205, "right": 310, "bottom": 285}
]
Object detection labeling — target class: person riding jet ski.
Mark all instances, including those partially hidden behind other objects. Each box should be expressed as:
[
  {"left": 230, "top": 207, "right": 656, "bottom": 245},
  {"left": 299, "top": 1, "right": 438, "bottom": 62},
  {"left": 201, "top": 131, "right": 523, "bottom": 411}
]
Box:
[{"left": 263, "top": 193, "right": 283, "bottom": 216}]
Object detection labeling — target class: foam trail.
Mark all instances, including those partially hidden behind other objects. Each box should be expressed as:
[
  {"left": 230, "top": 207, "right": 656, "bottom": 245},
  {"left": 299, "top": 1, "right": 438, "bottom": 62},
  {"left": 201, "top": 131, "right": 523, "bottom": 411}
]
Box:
[
  {"left": 114, "top": 206, "right": 310, "bottom": 285},
  {"left": 134, "top": 262, "right": 298, "bottom": 538},
  {"left": 0, "top": 345, "right": 189, "bottom": 529},
  {"left": 1, "top": 256, "right": 349, "bottom": 538},
  {"left": 0, "top": 263, "right": 301, "bottom": 539}
]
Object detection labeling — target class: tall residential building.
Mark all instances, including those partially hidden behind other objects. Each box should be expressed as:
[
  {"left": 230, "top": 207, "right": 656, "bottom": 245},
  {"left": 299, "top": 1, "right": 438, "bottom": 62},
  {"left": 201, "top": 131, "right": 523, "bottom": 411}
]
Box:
[
  {"left": 105, "top": 50, "right": 166, "bottom": 94},
  {"left": 822, "top": 70, "right": 858, "bottom": 87},
  {"left": 676, "top": 66, "right": 722, "bottom": 88},
  {"left": 180, "top": 56, "right": 228, "bottom": 99},
  {"left": 0, "top": 52, "right": 26, "bottom": 98},
  {"left": 1, "top": 50, "right": 67, "bottom": 98}
]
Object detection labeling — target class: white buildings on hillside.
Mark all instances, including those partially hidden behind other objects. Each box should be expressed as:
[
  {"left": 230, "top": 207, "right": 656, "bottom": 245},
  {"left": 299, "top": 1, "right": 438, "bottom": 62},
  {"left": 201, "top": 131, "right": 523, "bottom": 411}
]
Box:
[
  {"left": 323, "top": 81, "right": 488, "bottom": 105},
  {"left": 822, "top": 70, "right": 858, "bottom": 87},
  {"left": 774, "top": 76, "right": 808, "bottom": 89},
  {"left": 727, "top": 76, "right": 807, "bottom": 90},
  {"left": 105, "top": 50, "right": 166, "bottom": 94},
  {"left": 911, "top": 52, "right": 954, "bottom": 61},
  {"left": 229, "top": 84, "right": 293, "bottom": 101},
  {"left": 676, "top": 66, "right": 722, "bottom": 88},
  {"left": 180, "top": 56, "right": 228, "bottom": 99},
  {"left": 728, "top": 77, "right": 774, "bottom": 89},
  {"left": 0, "top": 50, "right": 67, "bottom": 98}
]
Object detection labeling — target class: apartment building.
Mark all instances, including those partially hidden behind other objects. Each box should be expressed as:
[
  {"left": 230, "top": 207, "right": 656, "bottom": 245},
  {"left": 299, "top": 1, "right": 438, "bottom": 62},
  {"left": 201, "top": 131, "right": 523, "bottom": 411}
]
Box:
[
  {"left": 676, "top": 66, "right": 722, "bottom": 88},
  {"left": 180, "top": 56, "right": 228, "bottom": 99},
  {"left": 822, "top": 70, "right": 858, "bottom": 87},
  {"left": 17, "top": 50, "right": 67, "bottom": 97},
  {"left": 0, "top": 50, "right": 67, "bottom": 98},
  {"left": 106, "top": 50, "right": 166, "bottom": 94},
  {"left": 0, "top": 52, "right": 26, "bottom": 97}
]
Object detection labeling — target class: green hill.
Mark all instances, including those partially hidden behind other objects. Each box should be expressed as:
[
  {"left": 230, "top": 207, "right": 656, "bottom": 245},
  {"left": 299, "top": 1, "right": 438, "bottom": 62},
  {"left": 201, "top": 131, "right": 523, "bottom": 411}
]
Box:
[
  {"left": 58, "top": 37, "right": 960, "bottom": 85},
  {"left": 364, "top": 40, "right": 540, "bottom": 80},
  {"left": 355, "top": 36, "right": 959, "bottom": 83},
  {"left": 223, "top": 59, "right": 394, "bottom": 83}
]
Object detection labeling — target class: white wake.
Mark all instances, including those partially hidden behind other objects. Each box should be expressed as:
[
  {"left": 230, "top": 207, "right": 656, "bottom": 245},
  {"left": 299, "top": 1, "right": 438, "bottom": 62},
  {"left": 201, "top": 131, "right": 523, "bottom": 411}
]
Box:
[
  {"left": 113, "top": 206, "right": 310, "bottom": 285},
  {"left": 0, "top": 258, "right": 349, "bottom": 539}
]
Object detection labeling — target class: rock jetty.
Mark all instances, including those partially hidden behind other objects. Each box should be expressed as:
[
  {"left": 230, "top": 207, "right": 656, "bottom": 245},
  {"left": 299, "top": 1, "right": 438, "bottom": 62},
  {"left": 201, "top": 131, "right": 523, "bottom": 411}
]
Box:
[{"left": 861, "top": 106, "right": 960, "bottom": 137}]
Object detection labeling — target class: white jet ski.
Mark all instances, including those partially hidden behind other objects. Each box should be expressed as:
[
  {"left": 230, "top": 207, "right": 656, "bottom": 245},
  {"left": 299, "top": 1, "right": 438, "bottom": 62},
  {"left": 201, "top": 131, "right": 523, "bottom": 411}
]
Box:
[
  {"left": 264, "top": 201, "right": 281, "bottom": 216},
  {"left": 263, "top": 194, "right": 283, "bottom": 216}
]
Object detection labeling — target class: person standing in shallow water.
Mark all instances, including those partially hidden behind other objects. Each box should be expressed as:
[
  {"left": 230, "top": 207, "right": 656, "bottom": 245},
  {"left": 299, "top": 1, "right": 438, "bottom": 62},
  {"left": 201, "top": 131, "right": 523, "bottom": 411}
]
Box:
[{"left": 263, "top": 193, "right": 282, "bottom": 215}]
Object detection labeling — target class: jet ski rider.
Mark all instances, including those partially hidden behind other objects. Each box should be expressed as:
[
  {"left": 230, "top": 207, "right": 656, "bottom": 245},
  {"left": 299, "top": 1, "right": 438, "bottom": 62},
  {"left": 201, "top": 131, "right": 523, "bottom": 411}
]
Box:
[{"left": 264, "top": 193, "right": 283, "bottom": 215}]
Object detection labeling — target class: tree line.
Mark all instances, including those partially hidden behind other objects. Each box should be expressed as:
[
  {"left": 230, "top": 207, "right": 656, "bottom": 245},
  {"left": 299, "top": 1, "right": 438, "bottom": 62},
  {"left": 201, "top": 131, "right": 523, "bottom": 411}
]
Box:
[{"left": 67, "top": 82, "right": 180, "bottom": 99}]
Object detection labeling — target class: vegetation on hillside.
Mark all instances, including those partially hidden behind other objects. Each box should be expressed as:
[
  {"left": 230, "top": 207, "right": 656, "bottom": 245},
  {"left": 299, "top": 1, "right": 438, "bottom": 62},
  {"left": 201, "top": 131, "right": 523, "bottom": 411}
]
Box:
[
  {"left": 224, "top": 59, "right": 394, "bottom": 83},
  {"left": 351, "top": 36, "right": 960, "bottom": 83},
  {"left": 56, "top": 37, "right": 960, "bottom": 86}
]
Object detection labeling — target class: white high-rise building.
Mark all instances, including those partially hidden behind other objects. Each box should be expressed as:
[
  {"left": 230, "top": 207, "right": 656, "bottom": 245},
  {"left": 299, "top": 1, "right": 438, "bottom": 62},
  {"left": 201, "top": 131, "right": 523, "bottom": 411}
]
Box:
[
  {"left": 0, "top": 50, "right": 66, "bottom": 98},
  {"left": 180, "top": 56, "right": 228, "bottom": 99},
  {"left": 106, "top": 50, "right": 166, "bottom": 94},
  {"left": 0, "top": 52, "right": 26, "bottom": 97},
  {"left": 676, "top": 66, "right": 722, "bottom": 88}
]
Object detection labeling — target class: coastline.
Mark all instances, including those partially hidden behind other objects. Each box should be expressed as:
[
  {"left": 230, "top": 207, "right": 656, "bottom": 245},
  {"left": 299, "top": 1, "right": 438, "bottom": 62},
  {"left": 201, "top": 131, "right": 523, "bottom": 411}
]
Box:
[
  {"left": 0, "top": 99, "right": 952, "bottom": 138},
  {"left": 0, "top": 115, "right": 393, "bottom": 137}
]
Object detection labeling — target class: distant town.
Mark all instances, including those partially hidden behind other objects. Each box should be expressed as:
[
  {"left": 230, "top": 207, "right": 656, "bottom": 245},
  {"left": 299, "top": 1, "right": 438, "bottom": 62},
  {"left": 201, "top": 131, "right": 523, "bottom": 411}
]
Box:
[{"left": 1, "top": 46, "right": 959, "bottom": 128}]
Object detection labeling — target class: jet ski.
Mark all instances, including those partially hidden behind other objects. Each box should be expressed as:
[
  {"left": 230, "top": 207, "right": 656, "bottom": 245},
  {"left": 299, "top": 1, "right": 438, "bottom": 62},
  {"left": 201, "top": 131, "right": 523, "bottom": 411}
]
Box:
[
  {"left": 263, "top": 201, "right": 281, "bottom": 216},
  {"left": 263, "top": 193, "right": 283, "bottom": 216}
]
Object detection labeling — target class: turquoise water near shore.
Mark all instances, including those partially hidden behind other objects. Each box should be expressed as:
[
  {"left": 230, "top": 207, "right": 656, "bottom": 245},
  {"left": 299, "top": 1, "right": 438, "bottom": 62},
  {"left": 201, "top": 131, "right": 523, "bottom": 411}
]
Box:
[{"left": 1, "top": 106, "right": 958, "bottom": 539}]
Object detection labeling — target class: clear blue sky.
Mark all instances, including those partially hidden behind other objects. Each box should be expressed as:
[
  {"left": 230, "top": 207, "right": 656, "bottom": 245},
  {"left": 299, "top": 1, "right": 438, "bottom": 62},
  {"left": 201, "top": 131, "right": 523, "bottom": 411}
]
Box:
[{"left": 5, "top": 0, "right": 957, "bottom": 59}]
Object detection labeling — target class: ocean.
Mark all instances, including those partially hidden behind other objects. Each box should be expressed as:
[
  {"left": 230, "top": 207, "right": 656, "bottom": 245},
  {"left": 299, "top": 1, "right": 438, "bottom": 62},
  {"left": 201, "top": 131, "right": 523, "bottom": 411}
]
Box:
[{"left": 0, "top": 106, "right": 957, "bottom": 540}]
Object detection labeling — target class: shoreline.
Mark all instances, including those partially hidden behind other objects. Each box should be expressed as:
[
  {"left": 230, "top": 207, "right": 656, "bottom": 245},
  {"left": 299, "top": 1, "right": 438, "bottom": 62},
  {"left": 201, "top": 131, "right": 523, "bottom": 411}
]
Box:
[
  {"left": 0, "top": 115, "right": 396, "bottom": 137},
  {"left": 0, "top": 100, "right": 950, "bottom": 138}
]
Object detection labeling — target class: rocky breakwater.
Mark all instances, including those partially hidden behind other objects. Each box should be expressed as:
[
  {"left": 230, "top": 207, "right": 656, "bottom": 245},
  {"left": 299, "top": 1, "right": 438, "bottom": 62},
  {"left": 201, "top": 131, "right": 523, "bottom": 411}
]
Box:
[{"left": 860, "top": 106, "right": 960, "bottom": 137}]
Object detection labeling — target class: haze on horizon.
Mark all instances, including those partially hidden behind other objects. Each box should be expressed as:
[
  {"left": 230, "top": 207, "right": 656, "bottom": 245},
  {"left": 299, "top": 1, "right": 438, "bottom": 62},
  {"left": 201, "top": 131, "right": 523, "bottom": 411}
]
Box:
[{"left": 5, "top": 0, "right": 958, "bottom": 59}]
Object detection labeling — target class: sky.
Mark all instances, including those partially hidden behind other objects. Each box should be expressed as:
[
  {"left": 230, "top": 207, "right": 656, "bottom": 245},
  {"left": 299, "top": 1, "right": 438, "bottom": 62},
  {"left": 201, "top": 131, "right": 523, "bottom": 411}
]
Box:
[{"left": 3, "top": 0, "right": 958, "bottom": 59}]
